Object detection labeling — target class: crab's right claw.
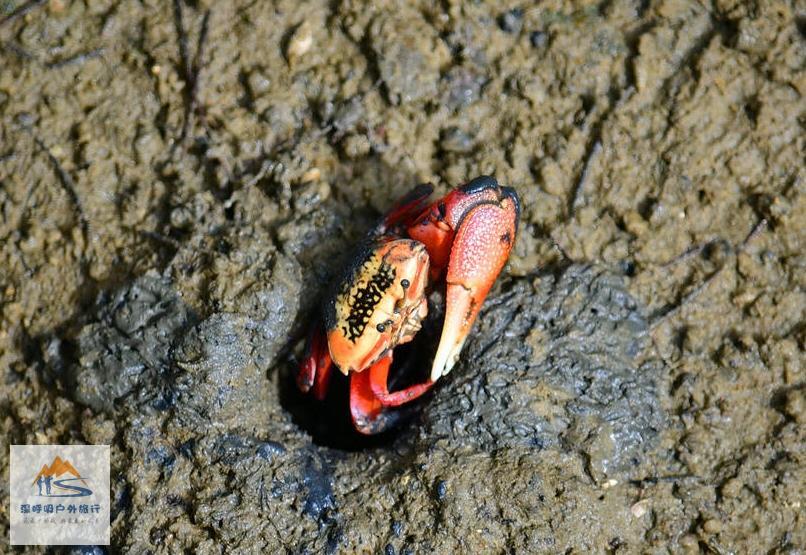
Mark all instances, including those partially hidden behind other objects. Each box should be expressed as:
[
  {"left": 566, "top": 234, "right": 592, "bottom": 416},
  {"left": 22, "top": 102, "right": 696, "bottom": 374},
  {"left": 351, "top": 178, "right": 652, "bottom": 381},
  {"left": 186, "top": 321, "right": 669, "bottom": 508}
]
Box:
[{"left": 430, "top": 185, "right": 519, "bottom": 381}]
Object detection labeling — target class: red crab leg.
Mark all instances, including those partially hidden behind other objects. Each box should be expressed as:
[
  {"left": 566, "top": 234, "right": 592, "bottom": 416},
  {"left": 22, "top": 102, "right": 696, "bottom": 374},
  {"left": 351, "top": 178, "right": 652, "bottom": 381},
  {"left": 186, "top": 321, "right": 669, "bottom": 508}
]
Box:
[
  {"left": 297, "top": 324, "right": 333, "bottom": 401},
  {"left": 349, "top": 356, "right": 433, "bottom": 434},
  {"left": 368, "top": 356, "right": 433, "bottom": 406},
  {"left": 430, "top": 187, "right": 519, "bottom": 381},
  {"left": 349, "top": 366, "right": 387, "bottom": 434},
  {"left": 377, "top": 183, "right": 434, "bottom": 233}
]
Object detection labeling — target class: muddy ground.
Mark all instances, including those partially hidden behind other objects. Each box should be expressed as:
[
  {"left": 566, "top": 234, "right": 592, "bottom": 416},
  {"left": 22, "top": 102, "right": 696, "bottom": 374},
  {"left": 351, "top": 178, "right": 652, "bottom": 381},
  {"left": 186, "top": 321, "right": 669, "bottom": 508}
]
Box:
[{"left": 0, "top": 0, "right": 803, "bottom": 553}]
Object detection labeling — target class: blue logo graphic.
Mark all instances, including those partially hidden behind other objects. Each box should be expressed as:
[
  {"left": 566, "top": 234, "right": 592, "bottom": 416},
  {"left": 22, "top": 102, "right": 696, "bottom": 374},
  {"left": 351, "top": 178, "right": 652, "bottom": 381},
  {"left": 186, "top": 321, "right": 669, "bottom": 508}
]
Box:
[{"left": 32, "top": 456, "right": 93, "bottom": 498}]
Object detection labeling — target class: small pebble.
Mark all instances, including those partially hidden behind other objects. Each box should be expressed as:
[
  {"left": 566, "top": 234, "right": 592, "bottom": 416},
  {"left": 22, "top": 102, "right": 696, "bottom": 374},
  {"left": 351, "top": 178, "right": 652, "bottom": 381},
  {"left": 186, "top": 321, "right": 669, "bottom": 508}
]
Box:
[
  {"left": 286, "top": 21, "right": 314, "bottom": 61},
  {"left": 499, "top": 8, "right": 524, "bottom": 34},
  {"left": 703, "top": 519, "right": 722, "bottom": 534},
  {"left": 342, "top": 134, "right": 371, "bottom": 158},
  {"left": 435, "top": 479, "right": 448, "bottom": 500},
  {"left": 630, "top": 499, "right": 650, "bottom": 518},
  {"left": 256, "top": 441, "right": 286, "bottom": 459},
  {"left": 720, "top": 477, "right": 743, "bottom": 498},
  {"left": 301, "top": 167, "right": 321, "bottom": 183},
  {"left": 248, "top": 70, "right": 272, "bottom": 95},
  {"left": 15, "top": 112, "right": 35, "bottom": 127},
  {"left": 391, "top": 520, "right": 403, "bottom": 537},
  {"left": 679, "top": 534, "right": 699, "bottom": 549},
  {"left": 440, "top": 127, "right": 475, "bottom": 153},
  {"left": 530, "top": 31, "right": 548, "bottom": 48},
  {"left": 49, "top": 0, "right": 66, "bottom": 14},
  {"left": 783, "top": 388, "right": 805, "bottom": 424},
  {"left": 67, "top": 547, "right": 106, "bottom": 555}
]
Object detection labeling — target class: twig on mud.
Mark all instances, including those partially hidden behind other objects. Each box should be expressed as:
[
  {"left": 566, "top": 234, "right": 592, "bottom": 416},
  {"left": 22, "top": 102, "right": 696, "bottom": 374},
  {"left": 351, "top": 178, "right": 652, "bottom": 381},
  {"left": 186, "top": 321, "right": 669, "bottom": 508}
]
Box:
[
  {"left": 739, "top": 217, "right": 767, "bottom": 250},
  {"left": 139, "top": 230, "right": 184, "bottom": 251},
  {"left": 570, "top": 139, "right": 602, "bottom": 212},
  {"left": 30, "top": 135, "right": 90, "bottom": 238},
  {"left": 10, "top": 240, "right": 33, "bottom": 275},
  {"left": 659, "top": 240, "right": 714, "bottom": 268},
  {"left": 173, "top": 0, "right": 190, "bottom": 73},
  {"left": 649, "top": 217, "right": 768, "bottom": 329},
  {"left": 565, "top": 86, "right": 635, "bottom": 218},
  {"left": 173, "top": 1, "right": 212, "bottom": 145},
  {"left": 46, "top": 47, "right": 105, "bottom": 69},
  {"left": 3, "top": 41, "right": 37, "bottom": 61},
  {"left": 0, "top": 0, "right": 45, "bottom": 28},
  {"left": 648, "top": 266, "right": 724, "bottom": 329},
  {"left": 548, "top": 231, "right": 574, "bottom": 262},
  {"left": 628, "top": 474, "right": 699, "bottom": 487},
  {"left": 190, "top": 10, "right": 211, "bottom": 100},
  {"left": 183, "top": 8, "right": 211, "bottom": 138}
]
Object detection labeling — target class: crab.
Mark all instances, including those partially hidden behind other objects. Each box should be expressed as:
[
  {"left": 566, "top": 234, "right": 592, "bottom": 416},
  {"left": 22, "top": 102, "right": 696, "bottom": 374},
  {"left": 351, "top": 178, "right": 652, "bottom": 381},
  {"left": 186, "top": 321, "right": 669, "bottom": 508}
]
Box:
[{"left": 297, "top": 176, "right": 520, "bottom": 434}]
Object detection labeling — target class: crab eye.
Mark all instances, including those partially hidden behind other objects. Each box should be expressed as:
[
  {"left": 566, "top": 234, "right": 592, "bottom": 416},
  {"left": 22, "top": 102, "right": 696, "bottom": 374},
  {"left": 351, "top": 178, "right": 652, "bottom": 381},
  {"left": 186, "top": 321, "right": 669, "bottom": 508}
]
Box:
[
  {"left": 401, "top": 279, "right": 410, "bottom": 288},
  {"left": 376, "top": 323, "right": 386, "bottom": 332}
]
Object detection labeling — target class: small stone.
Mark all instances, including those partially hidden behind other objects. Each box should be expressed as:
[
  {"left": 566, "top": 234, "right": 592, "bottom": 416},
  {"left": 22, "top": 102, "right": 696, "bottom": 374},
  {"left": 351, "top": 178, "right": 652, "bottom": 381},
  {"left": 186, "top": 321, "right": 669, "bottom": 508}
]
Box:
[
  {"left": 342, "top": 134, "right": 371, "bottom": 158},
  {"left": 440, "top": 127, "right": 475, "bottom": 153},
  {"left": 783, "top": 388, "right": 805, "bottom": 424},
  {"left": 15, "top": 112, "right": 35, "bottom": 127},
  {"left": 720, "top": 477, "right": 743, "bottom": 498},
  {"left": 623, "top": 210, "right": 649, "bottom": 236},
  {"left": 286, "top": 21, "right": 314, "bottom": 62},
  {"left": 435, "top": 480, "right": 448, "bottom": 500},
  {"left": 499, "top": 8, "right": 524, "bottom": 34},
  {"left": 702, "top": 519, "right": 722, "bottom": 534},
  {"left": 256, "top": 441, "right": 286, "bottom": 459},
  {"left": 630, "top": 499, "right": 649, "bottom": 518},
  {"left": 49, "top": 0, "right": 66, "bottom": 14},
  {"left": 370, "top": 12, "right": 445, "bottom": 104},
  {"left": 443, "top": 67, "right": 484, "bottom": 109},
  {"left": 248, "top": 70, "right": 271, "bottom": 96},
  {"left": 391, "top": 520, "right": 403, "bottom": 537},
  {"left": 529, "top": 31, "right": 548, "bottom": 48},
  {"left": 301, "top": 168, "right": 321, "bottom": 183},
  {"left": 679, "top": 534, "right": 699, "bottom": 550}
]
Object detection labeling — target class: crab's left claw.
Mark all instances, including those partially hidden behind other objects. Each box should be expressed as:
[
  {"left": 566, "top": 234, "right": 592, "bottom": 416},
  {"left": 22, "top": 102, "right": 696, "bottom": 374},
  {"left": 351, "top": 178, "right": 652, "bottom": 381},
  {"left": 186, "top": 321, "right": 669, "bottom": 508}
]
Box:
[{"left": 430, "top": 179, "right": 520, "bottom": 381}]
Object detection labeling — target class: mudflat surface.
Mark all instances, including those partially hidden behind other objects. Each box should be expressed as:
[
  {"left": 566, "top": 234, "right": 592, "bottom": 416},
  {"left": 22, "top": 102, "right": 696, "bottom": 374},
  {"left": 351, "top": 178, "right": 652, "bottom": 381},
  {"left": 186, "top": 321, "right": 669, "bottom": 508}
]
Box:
[{"left": 1, "top": 1, "right": 803, "bottom": 553}]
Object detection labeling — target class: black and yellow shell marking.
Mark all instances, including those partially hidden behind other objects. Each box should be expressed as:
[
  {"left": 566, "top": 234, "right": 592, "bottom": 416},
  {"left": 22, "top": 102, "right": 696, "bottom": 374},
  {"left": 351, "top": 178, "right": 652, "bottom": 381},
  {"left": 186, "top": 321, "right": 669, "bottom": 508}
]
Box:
[{"left": 331, "top": 249, "right": 396, "bottom": 343}]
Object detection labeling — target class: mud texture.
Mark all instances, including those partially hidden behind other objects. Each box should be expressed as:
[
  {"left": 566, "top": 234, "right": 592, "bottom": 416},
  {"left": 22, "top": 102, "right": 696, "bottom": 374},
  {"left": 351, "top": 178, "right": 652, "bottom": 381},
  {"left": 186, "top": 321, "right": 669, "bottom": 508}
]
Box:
[{"left": 1, "top": 0, "right": 804, "bottom": 553}]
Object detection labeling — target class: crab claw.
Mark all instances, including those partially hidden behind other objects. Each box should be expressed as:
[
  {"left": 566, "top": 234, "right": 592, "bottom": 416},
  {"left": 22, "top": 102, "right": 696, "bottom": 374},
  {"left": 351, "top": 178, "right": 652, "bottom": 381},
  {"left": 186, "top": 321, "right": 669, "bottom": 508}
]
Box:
[
  {"left": 429, "top": 177, "right": 520, "bottom": 381},
  {"left": 350, "top": 355, "right": 434, "bottom": 434},
  {"left": 297, "top": 323, "right": 334, "bottom": 401}
]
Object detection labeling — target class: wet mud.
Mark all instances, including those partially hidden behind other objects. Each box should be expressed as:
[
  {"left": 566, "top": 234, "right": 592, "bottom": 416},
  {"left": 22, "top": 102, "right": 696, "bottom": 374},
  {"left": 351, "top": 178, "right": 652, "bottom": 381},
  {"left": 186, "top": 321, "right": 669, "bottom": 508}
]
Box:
[{"left": 1, "top": 0, "right": 803, "bottom": 553}]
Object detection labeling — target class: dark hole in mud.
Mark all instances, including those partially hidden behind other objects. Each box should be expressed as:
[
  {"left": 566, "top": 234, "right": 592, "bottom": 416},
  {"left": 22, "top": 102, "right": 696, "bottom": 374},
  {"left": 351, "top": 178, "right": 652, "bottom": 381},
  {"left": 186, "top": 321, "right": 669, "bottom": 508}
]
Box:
[
  {"left": 744, "top": 95, "right": 760, "bottom": 126},
  {"left": 715, "top": 15, "right": 740, "bottom": 48},
  {"left": 637, "top": 196, "right": 656, "bottom": 220},
  {"left": 797, "top": 16, "right": 806, "bottom": 38},
  {"left": 279, "top": 316, "right": 440, "bottom": 451}
]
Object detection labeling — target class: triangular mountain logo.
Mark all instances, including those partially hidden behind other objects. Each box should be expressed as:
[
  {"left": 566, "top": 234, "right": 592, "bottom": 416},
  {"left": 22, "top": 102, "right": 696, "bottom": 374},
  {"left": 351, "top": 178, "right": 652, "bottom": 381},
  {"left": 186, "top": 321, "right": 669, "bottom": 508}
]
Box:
[{"left": 31, "top": 456, "right": 86, "bottom": 486}]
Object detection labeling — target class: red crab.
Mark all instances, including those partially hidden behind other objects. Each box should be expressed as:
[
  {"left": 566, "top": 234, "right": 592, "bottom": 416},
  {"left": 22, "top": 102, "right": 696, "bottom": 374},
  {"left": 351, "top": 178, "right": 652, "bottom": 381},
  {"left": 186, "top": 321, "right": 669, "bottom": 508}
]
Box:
[{"left": 297, "top": 176, "right": 520, "bottom": 434}]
